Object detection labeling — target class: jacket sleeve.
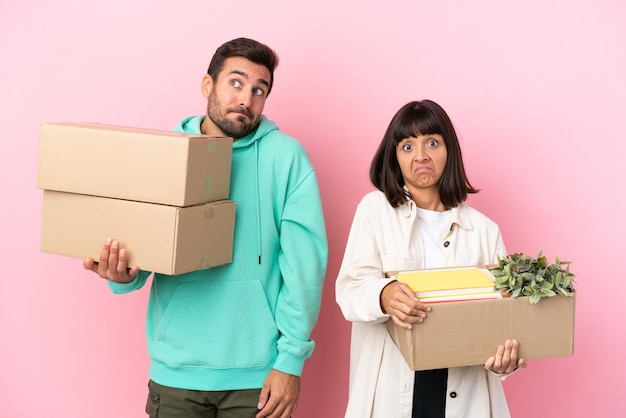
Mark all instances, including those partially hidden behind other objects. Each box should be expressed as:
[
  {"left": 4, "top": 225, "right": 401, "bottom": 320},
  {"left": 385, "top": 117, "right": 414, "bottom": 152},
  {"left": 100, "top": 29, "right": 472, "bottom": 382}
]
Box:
[
  {"left": 273, "top": 168, "right": 328, "bottom": 376},
  {"left": 335, "top": 197, "right": 395, "bottom": 323}
]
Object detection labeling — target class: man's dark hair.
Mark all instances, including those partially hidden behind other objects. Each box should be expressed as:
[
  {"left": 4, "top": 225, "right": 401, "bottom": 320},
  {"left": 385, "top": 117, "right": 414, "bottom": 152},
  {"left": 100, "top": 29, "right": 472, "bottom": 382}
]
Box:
[
  {"left": 370, "top": 100, "right": 479, "bottom": 208},
  {"left": 207, "top": 38, "right": 279, "bottom": 95}
]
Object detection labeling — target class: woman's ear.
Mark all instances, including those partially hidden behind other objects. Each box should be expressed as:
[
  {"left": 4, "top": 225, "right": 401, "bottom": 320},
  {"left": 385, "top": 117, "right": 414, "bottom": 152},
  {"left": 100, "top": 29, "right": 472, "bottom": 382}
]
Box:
[{"left": 201, "top": 74, "right": 213, "bottom": 98}]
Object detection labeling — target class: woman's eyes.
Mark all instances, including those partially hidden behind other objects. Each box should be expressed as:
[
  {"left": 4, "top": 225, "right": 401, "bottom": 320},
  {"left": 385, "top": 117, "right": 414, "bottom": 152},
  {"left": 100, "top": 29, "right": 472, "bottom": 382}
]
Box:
[{"left": 402, "top": 141, "right": 437, "bottom": 150}]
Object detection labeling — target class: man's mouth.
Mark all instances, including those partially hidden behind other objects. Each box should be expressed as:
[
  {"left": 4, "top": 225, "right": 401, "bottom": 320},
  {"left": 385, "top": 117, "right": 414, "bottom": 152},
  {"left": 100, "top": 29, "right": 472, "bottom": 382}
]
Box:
[{"left": 228, "top": 108, "right": 252, "bottom": 119}]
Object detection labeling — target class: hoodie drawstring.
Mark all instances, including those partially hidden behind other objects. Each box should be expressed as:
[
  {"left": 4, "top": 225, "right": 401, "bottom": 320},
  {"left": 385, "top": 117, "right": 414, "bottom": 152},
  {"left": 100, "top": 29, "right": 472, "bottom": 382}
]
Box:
[{"left": 255, "top": 141, "right": 262, "bottom": 264}]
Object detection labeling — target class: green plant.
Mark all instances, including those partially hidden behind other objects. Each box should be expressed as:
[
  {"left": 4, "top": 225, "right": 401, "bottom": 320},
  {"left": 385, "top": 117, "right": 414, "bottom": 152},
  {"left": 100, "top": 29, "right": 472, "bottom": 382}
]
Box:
[{"left": 489, "top": 251, "right": 575, "bottom": 304}]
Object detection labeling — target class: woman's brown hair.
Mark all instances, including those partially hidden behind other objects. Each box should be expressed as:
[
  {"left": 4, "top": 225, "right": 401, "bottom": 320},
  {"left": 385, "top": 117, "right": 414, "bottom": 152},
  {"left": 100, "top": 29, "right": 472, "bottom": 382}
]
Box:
[{"left": 370, "top": 100, "right": 478, "bottom": 208}]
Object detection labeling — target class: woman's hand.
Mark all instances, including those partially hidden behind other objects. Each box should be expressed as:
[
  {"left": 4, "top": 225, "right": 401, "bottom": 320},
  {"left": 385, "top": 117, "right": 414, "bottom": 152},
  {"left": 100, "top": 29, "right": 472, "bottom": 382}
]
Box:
[
  {"left": 381, "top": 281, "right": 431, "bottom": 330},
  {"left": 484, "top": 339, "right": 527, "bottom": 374}
]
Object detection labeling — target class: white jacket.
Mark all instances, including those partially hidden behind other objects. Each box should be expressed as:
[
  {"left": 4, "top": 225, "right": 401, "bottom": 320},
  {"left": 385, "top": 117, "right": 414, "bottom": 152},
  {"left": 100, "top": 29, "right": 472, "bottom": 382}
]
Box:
[{"left": 336, "top": 191, "right": 511, "bottom": 418}]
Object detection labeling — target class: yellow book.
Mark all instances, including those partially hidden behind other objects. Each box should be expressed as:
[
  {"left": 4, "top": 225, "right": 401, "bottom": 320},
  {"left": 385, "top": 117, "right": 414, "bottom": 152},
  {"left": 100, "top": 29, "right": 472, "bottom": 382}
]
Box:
[{"left": 394, "top": 267, "right": 497, "bottom": 298}]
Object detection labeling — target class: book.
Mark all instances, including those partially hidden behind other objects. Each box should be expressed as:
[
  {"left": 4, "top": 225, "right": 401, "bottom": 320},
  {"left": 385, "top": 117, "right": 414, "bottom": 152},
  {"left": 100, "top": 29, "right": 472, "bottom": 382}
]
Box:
[
  {"left": 393, "top": 266, "right": 500, "bottom": 302},
  {"left": 416, "top": 290, "right": 503, "bottom": 303}
]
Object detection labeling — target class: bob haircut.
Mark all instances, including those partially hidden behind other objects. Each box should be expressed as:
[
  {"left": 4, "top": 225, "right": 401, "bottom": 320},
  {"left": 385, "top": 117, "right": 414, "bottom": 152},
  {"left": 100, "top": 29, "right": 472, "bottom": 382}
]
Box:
[
  {"left": 369, "top": 100, "right": 478, "bottom": 208},
  {"left": 207, "top": 37, "right": 279, "bottom": 95}
]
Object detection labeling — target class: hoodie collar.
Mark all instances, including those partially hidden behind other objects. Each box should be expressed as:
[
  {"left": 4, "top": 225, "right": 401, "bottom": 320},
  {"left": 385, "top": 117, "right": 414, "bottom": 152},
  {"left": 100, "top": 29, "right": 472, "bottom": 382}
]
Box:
[
  {"left": 175, "top": 115, "right": 278, "bottom": 146},
  {"left": 232, "top": 116, "right": 278, "bottom": 148}
]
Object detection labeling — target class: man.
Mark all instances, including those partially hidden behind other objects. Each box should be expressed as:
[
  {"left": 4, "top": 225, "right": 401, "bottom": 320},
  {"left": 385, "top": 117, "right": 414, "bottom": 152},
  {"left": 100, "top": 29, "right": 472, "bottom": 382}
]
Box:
[{"left": 84, "top": 37, "right": 328, "bottom": 418}]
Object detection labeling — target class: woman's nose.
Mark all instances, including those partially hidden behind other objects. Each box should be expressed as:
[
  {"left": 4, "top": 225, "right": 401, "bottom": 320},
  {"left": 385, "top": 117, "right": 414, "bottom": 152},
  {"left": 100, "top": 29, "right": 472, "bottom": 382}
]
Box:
[{"left": 413, "top": 145, "right": 429, "bottom": 161}]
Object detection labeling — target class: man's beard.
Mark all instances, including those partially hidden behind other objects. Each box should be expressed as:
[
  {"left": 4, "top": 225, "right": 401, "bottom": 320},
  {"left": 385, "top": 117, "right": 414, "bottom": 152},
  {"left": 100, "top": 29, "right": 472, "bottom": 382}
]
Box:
[{"left": 206, "top": 92, "right": 260, "bottom": 139}]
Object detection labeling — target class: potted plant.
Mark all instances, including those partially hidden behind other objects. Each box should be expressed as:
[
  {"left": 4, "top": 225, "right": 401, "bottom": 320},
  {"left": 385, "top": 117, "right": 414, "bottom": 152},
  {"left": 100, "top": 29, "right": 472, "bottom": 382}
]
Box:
[{"left": 489, "top": 251, "right": 575, "bottom": 304}]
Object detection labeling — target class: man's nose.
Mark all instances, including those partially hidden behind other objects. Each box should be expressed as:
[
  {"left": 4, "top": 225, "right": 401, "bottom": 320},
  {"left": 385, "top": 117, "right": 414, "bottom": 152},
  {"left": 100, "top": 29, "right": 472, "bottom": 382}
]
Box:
[{"left": 238, "top": 89, "right": 253, "bottom": 107}]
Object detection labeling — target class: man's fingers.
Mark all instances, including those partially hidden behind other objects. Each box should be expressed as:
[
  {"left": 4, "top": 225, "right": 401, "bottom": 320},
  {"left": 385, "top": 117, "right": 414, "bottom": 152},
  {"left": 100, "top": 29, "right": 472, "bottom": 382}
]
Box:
[
  {"left": 107, "top": 240, "right": 120, "bottom": 275},
  {"left": 256, "top": 383, "right": 271, "bottom": 416},
  {"left": 85, "top": 239, "right": 137, "bottom": 283},
  {"left": 118, "top": 248, "right": 129, "bottom": 275},
  {"left": 83, "top": 258, "right": 96, "bottom": 271},
  {"left": 98, "top": 238, "right": 112, "bottom": 266}
]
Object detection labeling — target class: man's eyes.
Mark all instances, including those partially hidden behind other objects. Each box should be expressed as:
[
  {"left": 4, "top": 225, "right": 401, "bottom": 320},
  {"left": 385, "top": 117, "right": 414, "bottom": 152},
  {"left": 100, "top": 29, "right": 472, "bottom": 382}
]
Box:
[{"left": 229, "top": 80, "right": 265, "bottom": 96}]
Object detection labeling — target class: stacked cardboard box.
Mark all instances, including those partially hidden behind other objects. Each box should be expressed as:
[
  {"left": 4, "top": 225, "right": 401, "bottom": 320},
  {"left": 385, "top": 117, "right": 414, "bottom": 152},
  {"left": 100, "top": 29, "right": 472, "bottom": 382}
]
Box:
[{"left": 37, "top": 122, "right": 236, "bottom": 275}]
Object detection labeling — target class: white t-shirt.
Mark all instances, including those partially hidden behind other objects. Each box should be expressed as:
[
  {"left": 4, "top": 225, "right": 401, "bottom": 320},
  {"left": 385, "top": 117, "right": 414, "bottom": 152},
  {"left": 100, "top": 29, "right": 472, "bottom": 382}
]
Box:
[{"left": 415, "top": 206, "right": 452, "bottom": 269}]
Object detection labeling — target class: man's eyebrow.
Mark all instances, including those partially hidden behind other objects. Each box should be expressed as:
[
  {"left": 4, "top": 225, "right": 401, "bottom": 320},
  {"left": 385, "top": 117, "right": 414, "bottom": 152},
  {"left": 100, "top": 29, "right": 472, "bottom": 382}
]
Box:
[{"left": 229, "top": 70, "right": 270, "bottom": 87}]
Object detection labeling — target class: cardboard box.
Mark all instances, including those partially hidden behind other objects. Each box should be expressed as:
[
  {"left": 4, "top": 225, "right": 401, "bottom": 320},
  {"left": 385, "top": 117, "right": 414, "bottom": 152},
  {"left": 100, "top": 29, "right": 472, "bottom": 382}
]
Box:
[
  {"left": 386, "top": 294, "right": 575, "bottom": 371},
  {"left": 37, "top": 122, "right": 233, "bottom": 206},
  {"left": 40, "top": 190, "right": 236, "bottom": 276}
]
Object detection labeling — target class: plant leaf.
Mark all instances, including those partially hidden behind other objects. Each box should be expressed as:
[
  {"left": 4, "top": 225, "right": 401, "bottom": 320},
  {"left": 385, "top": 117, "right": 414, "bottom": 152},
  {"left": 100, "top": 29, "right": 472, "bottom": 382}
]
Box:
[{"left": 488, "top": 251, "right": 576, "bottom": 302}]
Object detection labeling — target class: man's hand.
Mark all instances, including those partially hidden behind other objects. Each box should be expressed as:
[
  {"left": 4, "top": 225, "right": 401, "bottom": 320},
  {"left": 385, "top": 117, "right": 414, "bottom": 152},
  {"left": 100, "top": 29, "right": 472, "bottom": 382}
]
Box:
[
  {"left": 256, "top": 369, "right": 300, "bottom": 418},
  {"left": 83, "top": 239, "right": 139, "bottom": 283},
  {"left": 381, "top": 281, "right": 431, "bottom": 330},
  {"left": 484, "top": 339, "right": 527, "bottom": 374}
]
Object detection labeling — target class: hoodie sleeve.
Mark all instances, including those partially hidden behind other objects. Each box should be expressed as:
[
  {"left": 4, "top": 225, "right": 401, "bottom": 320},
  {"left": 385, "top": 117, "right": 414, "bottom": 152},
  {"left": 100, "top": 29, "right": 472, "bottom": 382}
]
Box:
[
  {"left": 107, "top": 269, "right": 151, "bottom": 294},
  {"left": 273, "top": 160, "right": 328, "bottom": 377}
]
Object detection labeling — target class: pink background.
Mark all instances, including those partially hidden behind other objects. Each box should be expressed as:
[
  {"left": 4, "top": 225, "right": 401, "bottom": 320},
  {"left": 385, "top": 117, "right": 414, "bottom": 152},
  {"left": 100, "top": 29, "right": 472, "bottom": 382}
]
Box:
[{"left": 2, "top": 0, "right": 624, "bottom": 416}]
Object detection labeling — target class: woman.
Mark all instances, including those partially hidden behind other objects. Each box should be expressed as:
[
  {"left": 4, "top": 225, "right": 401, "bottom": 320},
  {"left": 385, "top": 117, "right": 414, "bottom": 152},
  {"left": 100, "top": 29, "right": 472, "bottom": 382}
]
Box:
[{"left": 335, "top": 100, "right": 526, "bottom": 418}]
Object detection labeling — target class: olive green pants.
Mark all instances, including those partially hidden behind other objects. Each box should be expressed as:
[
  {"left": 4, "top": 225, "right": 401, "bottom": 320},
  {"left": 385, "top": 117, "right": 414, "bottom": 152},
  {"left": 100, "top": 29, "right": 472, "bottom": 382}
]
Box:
[{"left": 146, "top": 380, "right": 261, "bottom": 418}]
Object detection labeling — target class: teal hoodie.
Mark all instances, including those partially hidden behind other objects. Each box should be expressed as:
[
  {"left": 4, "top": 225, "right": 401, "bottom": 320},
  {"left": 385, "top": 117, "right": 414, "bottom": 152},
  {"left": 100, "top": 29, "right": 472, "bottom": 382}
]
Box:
[{"left": 109, "top": 115, "right": 328, "bottom": 391}]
